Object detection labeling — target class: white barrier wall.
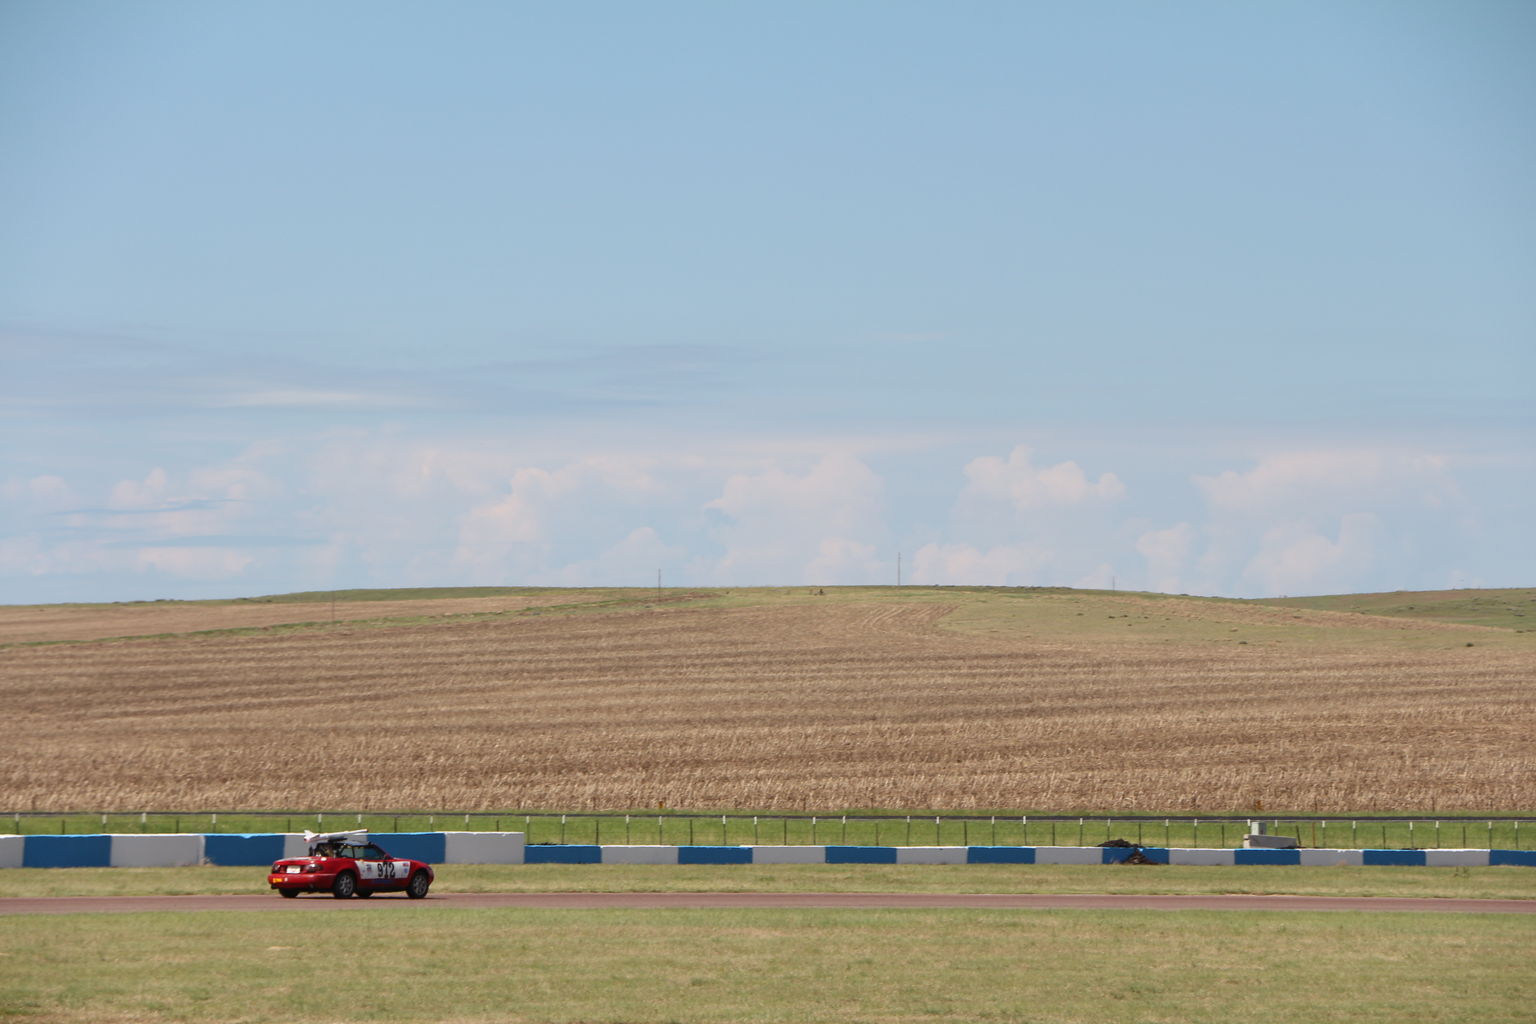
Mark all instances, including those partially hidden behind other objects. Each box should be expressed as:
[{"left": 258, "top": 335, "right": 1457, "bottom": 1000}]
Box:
[
  {"left": 600, "top": 845, "right": 680, "bottom": 865},
  {"left": 897, "top": 846, "right": 968, "bottom": 865},
  {"left": 443, "top": 831, "right": 525, "bottom": 865},
  {"left": 1033, "top": 846, "right": 1104, "bottom": 865},
  {"left": 1425, "top": 849, "right": 1489, "bottom": 867},
  {"left": 748, "top": 845, "right": 828, "bottom": 864},
  {"left": 1299, "top": 849, "right": 1364, "bottom": 866},
  {"left": 109, "top": 834, "right": 204, "bottom": 867},
  {"left": 1168, "top": 848, "right": 1235, "bottom": 866},
  {"left": 0, "top": 835, "right": 23, "bottom": 869}
]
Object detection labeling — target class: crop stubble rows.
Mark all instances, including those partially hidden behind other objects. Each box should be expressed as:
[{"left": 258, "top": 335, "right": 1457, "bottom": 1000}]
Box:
[{"left": 2, "top": 598, "right": 1531, "bottom": 811}]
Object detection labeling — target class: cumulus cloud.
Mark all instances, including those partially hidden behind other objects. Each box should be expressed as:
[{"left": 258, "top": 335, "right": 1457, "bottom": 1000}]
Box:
[
  {"left": 910, "top": 542, "right": 1051, "bottom": 586},
  {"left": 1136, "top": 522, "right": 1197, "bottom": 594},
  {"left": 1185, "top": 449, "right": 1468, "bottom": 596},
  {"left": 702, "top": 453, "right": 886, "bottom": 584},
  {"left": 1195, "top": 450, "right": 1454, "bottom": 514},
  {"left": 960, "top": 446, "right": 1126, "bottom": 512},
  {"left": 1241, "top": 513, "right": 1379, "bottom": 596}
]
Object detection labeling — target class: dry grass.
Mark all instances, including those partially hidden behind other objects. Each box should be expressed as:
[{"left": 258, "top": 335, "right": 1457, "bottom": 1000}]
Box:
[
  {"left": 0, "top": 592, "right": 613, "bottom": 644},
  {"left": 1, "top": 588, "right": 1531, "bottom": 813}
]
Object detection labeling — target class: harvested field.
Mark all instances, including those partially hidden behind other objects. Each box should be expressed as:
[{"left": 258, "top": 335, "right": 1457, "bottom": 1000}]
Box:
[
  {"left": 0, "top": 590, "right": 613, "bottom": 644},
  {"left": 1, "top": 588, "right": 1531, "bottom": 812}
]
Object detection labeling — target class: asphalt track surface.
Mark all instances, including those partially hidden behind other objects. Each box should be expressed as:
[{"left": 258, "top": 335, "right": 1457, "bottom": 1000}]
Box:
[{"left": 3, "top": 893, "right": 1533, "bottom": 915}]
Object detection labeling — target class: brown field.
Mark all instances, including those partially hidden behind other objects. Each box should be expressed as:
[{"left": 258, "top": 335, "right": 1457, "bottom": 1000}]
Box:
[
  {"left": 1, "top": 587, "right": 1532, "bottom": 813},
  {"left": 0, "top": 590, "right": 611, "bottom": 644}
]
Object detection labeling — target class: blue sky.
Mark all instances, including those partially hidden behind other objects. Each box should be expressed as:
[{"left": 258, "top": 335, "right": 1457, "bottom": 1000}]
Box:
[{"left": 2, "top": 1, "right": 1531, "bottom": 603}]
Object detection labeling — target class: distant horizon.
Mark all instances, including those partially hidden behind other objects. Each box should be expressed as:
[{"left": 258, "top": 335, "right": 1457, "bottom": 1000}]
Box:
[{"left": 6, "top": 580, "right": 1529, "bottom": 608}]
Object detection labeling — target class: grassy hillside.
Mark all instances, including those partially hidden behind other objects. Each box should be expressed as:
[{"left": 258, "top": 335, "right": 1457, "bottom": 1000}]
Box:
[{"left": 1257, "top": 588, "right": 1536, "bottom": 630}]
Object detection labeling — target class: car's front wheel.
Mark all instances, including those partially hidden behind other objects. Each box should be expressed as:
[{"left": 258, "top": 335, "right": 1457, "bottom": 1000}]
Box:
[
  {"left": 331, "top": 871, "right": 357, "bottom": 899},
  {"left": 278, "top": 888, "right": 300, "bottom": 898},
  {"left": 406, "top": 872, "right": 430, "bottom": 899}
]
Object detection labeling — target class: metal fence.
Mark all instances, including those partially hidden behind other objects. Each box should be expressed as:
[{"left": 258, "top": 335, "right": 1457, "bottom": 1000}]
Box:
[{"left": 4, "top": 812, "right": 1530, "bottom": 850}]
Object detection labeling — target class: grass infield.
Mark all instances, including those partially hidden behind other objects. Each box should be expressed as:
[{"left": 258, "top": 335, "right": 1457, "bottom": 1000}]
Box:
[
  {"left": 2, "top": 863, "right": 1533, "bottom": 900},
  {"left": 1, "top": 906, "right": 1530, "bottom": 1023}
]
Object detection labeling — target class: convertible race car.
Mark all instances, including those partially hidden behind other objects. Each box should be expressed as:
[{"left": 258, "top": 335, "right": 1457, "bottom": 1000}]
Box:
[{"left": 268, "top": 829, "right": 434, "bottom": 899}]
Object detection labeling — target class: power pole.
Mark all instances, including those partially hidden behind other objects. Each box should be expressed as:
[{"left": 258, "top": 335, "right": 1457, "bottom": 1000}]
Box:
[
  {"left": 656, "top": 569, "right": 662, "bottom": 602},
  {"left": 897, "top": 552, "right": 902, "bottom": 588}
]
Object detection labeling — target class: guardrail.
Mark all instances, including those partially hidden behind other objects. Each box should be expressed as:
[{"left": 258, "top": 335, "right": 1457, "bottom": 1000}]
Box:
[{"left": 4, "top": 813, "right": 1530, "bottom": 850}]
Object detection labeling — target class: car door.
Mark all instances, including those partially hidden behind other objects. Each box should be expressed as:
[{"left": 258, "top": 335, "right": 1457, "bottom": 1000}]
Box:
[{"left": 353, "top": 844, "right": 402, "bottom": 890}]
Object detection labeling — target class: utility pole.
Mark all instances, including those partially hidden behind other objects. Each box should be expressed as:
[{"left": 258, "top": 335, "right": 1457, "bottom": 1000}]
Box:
[
  {"left": 656, "top": 569, "right": 662, "bottom": 602},
  {"left": 897, "top": 552, "right": 902, "bottom": 588}
]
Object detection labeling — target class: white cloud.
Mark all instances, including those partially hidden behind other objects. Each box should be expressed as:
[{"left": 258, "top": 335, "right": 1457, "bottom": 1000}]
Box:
[
  {"left": 108, "top": 468, "right": 170, "bottom": 510},
  {"left": 910, "top": 542, "right": 1051, "bottom": 586},
  {"left": 703, "top": 453, "right": 886, "bottom": 584},
  {"left": 1240, "top": 513, "right": 1378, "bottom": 596},
  {"left": 452, "top": 456, "right": 666, "bottom": 580},
  {"left": 960, "top": 446, "right": 1125, "bottom": 512},
  {"left": 1195, "top": 451, "right": 1453, "bottom": 514},
  {"left": 135, "top": 546, "right": 255, "bottom": 580},
  {"left": 1136, "top": 522, "right": 1196, "bottom": 594}
]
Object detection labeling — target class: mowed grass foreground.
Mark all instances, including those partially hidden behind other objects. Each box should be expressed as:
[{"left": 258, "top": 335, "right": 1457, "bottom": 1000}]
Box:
[
  {"left": 2, "top": 906, "right": 1530, "bottom": 1024},
  {"left": 6, "top": 863, "right": 1535, "bottom": 900},
  {"left": 2, "top": 586, "right": 1533, "bottom": 811}
]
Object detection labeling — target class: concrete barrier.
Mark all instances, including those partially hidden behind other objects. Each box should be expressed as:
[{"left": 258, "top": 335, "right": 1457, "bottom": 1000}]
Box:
[
  {"left": 1235, "top": 848, "right": 1301, "bottom": 866},
  {"left": 369, "top": 832, "right": 447, "bottom": 864},
  {"left": 601, "top": 845, "right": 679, "bottom": 865},
  {"left": 897, "top": 846, "right": 968, "bottom": 865},
  {"left": 24, "top": 835, "right": 111, "bottom": 868},
  {"left": 1363, "top": 849, "right": 1426, "bottom": 866},
  {"left": 110, "top": 833, "right": 203, "bottom": 867},
  {"left": 1300, "top": 849, "right": 1363, "bottom": 866},
  {"left": 3, "top": 832, "right": 1531, "bottom": 868},
  {"left": 748, "top": 845, "right": 827, "bottom": 864},
  {"left": 1491, "top": 850, "right": 1536, "bottom": 867},
  {"left": 1168, "top": 849, "right": 1236, "bottom": 866},
  {"left": 0, "top": 835, "right": 24, "bottom": 869},
  {"left": 968, "top": 846, "right": 1035, "bottom": 863},
  {"left": 679, "top": 846, "right": 753, "bottom": 865},
  {"left": 444, "top": 831, "right": 525, "bottom": 865},
  {"left": 825, "top": 845, "right": 898, "bottom": 864},
  {"left": 204, "top": 833, "right": 288, "bottom": 866},
  {"left": 525, "top": 844, "right": 601, "bottom": 864},
  {"left": 1425, "top": 849, "right": 1490, "bottom": 867},
  {"left": 1033, "top": 846, "right": 1104, "bottom": 865}
]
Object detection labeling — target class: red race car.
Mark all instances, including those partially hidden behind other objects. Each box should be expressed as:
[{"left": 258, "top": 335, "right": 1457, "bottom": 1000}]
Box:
[{"left": 268, "top": 830, "right": 434, "bottom": 899}]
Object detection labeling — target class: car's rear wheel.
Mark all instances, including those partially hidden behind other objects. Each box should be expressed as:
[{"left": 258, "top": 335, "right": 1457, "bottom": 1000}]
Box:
[
  {"left": 406, "top": 872, "right": 430, "bottom": 899},
  {"left": 331, "top": 871, "right": 357, "bottom": 899},
  {"left": 278, "top": 888, "right": 300, "bottom": 898}
]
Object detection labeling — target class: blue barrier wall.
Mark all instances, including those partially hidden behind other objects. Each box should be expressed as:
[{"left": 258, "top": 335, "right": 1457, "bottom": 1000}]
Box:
[
  {"left": 525, "top": 844, "right": 602, "bottom": 864},
  {"left": 24, "top": 835, "right": 112, "bottom": 868},
  {"left": 1104, "top": 846, "right": 1170, "bottom": 864},
  {"left": 1235, "top": 848, "right": 1302, "bottom": 866},
  {"left": 204, "top": 833, "right": 286, "bottom": 866},
  {"left": 1491, "top": 850, "right": 1536, "bottom": 867},
  {"left": 1362, "top": 849, "right": 1426, "bottom": 866},
  {"left": 679, "top": 845, "right": 754, "bottom": 865},
  {"left": 968, "top": 846, "right": 1036, "bottom": 864},
  {"left": 825, "top": 845, "right": 898, "bottom": 864},
  {"left": 369, "top": 832, "right": 447, "bottom": 864},
  {"left": 5, "top": 833, "right": 1531, "bottom": 868}
]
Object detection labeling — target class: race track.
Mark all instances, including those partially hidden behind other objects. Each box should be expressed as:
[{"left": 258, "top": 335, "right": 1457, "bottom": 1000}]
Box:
[{"left": 3, "top": 892, "right": 1532, "bottom": 915}]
